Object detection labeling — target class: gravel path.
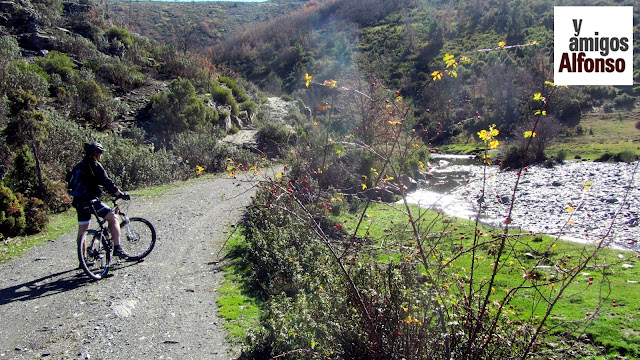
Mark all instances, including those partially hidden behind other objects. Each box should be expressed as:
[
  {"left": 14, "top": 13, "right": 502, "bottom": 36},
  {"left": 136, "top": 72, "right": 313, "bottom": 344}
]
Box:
[{"left": 0, "top": 171, "right": 271, "bottom": 359}]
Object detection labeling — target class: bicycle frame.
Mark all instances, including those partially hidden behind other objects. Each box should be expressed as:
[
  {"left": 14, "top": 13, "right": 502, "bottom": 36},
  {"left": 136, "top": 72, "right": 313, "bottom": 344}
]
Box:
[{"left": 88, "top": 198, "right": 130, "bottom": 249}]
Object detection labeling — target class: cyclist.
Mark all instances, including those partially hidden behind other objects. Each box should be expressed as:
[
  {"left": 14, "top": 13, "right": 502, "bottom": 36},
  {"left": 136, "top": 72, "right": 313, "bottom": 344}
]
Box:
[{"left": 72, "top": 142, "right": 130, "bottom": 264}]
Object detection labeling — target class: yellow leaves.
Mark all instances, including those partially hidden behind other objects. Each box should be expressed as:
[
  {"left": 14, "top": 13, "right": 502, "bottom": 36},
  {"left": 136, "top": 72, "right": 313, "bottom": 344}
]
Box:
[
  {"left": 477, "top": 129, "right": 489, "bottom": 140},
  {"left": 305, "top": 73, "right": 312, "bottom": 87},
  {"left": 524, "top": 131, "right": 537, "bottom": 138},
  {"left": 304, "top": 74, "right": 337, "bottom": 88},
  {"left": 323, "top": 79, "right": 337, "bottom": 87},
  {"left": 444, "top": 53, "right": 456, "bottom": 67},
  {"left": 312, "top": 121, "right": 318, "bottom": 126},
  {"left": 432, "top": 54, "right": 470, "bottom": 82},
  {"left": 545, "top": 80, "right": 568, "bottom": 88},
  {"left": 477, "top": 126, "right": 499, "bottom": 141},
  {"left": 482, "top": 153, "right": 492, "bottom": 165},
  {"left": 396, "top": 96, "right": 403, "bottom": 102},
  {"left": 498, "top": 41, "right": 507, "bottom": 47},
  {"left": 566, "top": 206, "right": 575, "bottom": 213},
  {"left": 532, "top": 93, "right": 548, "bottom": 116},
  {"left": 361, "top": 183, "right": 367, "bottom": 190},
  {"left": 478, "top": 124, "right": 500, "bottom": 161},
  {"left": 404, "top": 315, "right": 422, "bottom": 326}
]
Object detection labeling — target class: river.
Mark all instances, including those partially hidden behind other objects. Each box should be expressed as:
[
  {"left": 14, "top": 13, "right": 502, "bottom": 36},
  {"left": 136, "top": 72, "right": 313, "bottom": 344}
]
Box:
[{"left": 405, "top": 154, "right": 640, "bottom": 250}]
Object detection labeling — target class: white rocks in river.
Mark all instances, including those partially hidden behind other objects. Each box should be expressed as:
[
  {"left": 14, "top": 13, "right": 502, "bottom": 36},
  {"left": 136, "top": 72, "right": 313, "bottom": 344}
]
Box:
[{"left": 448, "top": 160, "right": 640, "bottom": 250}]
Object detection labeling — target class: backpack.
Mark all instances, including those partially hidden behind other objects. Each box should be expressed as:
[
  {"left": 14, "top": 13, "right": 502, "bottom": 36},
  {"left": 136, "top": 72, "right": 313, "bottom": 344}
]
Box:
[{"left": 66, "top": 162, "right": 89, "bottom": 197}]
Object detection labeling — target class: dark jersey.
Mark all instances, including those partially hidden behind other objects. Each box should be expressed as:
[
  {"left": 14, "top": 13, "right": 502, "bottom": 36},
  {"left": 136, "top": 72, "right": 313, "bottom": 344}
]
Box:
[{"left": 71, "top": 159, "right": 118, "bottom": 206}]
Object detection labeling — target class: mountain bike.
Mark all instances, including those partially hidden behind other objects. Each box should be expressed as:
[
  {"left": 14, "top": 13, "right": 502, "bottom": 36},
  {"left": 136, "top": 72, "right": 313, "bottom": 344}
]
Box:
[{"left": 78, "top": 196, "right": 156, "bottom": 280}]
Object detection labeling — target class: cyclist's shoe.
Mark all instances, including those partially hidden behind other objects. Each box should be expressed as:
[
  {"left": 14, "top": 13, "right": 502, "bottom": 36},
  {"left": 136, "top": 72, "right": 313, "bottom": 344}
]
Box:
[{"left": 113, "top": 247, "right": 128, "bottom": 260}]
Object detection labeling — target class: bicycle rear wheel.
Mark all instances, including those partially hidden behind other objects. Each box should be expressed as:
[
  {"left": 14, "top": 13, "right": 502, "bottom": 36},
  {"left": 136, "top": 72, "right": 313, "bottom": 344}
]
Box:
[
  {"left": 119, "top": 217, "right": 156, "bottom": 260},
  {"left": 78, "top": 230, "right": 111, "bottom": 280}
]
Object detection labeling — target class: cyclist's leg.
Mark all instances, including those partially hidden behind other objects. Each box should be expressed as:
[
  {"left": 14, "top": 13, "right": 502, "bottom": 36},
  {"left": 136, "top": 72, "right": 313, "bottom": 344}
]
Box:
[
  {"left": 104, "top": 211, "right": 121, "bottom": 247},
  {"left": 94, "top": 202, "right": 121, "bottom": 249},
  {"left": 75, "top": 203, "right": 92, "bottom": 266}
]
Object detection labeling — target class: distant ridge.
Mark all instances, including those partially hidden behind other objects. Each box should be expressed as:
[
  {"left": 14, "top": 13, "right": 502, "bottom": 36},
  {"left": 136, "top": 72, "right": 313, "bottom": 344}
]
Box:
[{"left": 106, "top": 0, "right": 269, "bottom": 2}]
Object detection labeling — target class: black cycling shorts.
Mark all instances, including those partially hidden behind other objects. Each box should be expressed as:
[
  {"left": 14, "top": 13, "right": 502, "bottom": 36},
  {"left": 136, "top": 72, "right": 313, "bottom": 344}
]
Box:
[{"left": 75, "top": 201, "right": 112, "bottom": 225}]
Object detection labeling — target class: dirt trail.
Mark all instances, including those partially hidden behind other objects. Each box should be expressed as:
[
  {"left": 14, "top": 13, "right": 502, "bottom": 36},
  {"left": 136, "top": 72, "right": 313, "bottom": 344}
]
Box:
[{"left": 0, "top": 170, "right": 274, "bottom": 359}]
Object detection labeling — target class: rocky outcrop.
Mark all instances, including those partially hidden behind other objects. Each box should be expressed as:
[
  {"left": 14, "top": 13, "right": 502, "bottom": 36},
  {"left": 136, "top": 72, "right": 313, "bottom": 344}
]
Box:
[{"left": 0, "top": 0, "right": 56, "bottom": 51}]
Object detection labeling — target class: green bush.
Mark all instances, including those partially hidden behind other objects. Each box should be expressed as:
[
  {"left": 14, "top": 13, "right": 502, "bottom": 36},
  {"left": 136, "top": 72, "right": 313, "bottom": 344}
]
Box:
[
  {"left": 106, "top": 26, "right": 133, "bottom": 47},
  {"left": 172, "top": 131, "right": 257, "bottom": 173},
  {"left": 17, "top": 195, "right": 49, "bottom": 235},
  {"left": 35, "top": 51, "right": 76, "bottom": 82},
  {"left": 595, "top": 151, "right": 636, "bottom": 163},
  {"left": 240, "top": 100, "right": 258, "bottom": 116},
  {"left": 99, "top": 136, "right": 187, "bottom": 190},
  {"left": 500, "top": 145, "right": 536, "bottom": 170},
  {"left": 0, "top": 184, "right": 26, "bottom": 238},
  {"left": 41, "top": 179, "right": 71, "bottom": 213},
  {"left": 39, "top": 111, "right": 92, "bottom": 174},
  {"left": 218, "top": 76, "right": 249, "bottom": 102},
  {"left": 10, "top": 62, "right": 49, "bottom": 99},
  {"left": 150, "top": 78, "right": 216, "bottom": 146},
  {"left": 4, "top": 147, "right": 39, "bottom": 198},
  {"left": 55, "top": 33, "right": 98, "bottom": 61},
  {"left": 124, "top": 34, "right": 154, "bottom": 67},
  {"left": 212, "top": 81, "right": 239, "bottom": 116},
  {"left": 556, "top": 149, "right": 567, "bottom": 163},
  {"left": 613, "top": 93, "right": 637, "bottom": 111},
  {"left": 97, "top": 58, "right": 146, "bottom": 90},
  {"left": 242, "top": 187, "right": 327, "bottom": 297},
  {"left": 256, "top": 121, "right": 294, "bottom": 158}
]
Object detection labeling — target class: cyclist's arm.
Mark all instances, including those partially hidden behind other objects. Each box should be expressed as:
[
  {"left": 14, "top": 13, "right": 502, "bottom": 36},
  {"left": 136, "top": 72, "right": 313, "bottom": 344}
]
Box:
[{"left": 93, "top": 161, "right": 121, "bottom": 196}]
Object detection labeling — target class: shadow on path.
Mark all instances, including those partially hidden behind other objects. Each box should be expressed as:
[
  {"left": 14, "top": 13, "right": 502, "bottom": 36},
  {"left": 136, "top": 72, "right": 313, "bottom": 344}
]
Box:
[
  {"left": 0, "top": 268, "right": 90, "bottom": 306},
  {"left": 0, "top": 259, "right": 147, "bottom": 306}
]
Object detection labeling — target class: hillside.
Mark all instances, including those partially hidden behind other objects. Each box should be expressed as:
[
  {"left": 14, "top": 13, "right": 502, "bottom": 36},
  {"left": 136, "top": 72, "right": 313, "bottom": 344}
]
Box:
[
  {"left": 114, "top": 0, "right": 639, "bottom": 158},
  {"left": 0, "top": 0, "right": 273, "bottom": 241},
  {"left": 105, "top": 0, "right": 307, "bottom": 54},
  {"left": 208, "top": 0, "right": 639, "bottom": 150}
]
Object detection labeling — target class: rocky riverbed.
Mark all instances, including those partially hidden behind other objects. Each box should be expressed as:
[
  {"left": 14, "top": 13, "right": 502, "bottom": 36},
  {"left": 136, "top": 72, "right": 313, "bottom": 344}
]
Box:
[{"left": 407, "top": 155, "right": 640, "bottom": 251}]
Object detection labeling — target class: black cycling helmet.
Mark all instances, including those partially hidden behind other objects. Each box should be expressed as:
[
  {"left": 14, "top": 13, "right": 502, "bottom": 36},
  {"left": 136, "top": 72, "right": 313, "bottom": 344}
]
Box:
[{"left": 84, "top": 142, "right": 105, "bottom": 156}]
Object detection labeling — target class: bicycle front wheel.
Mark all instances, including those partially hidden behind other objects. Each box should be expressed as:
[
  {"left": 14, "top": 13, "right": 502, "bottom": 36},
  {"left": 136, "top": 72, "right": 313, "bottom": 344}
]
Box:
[
  {"left": 78, "top": 230, "right": 111, "bottom": 280},
  {"left": 119, "top": 217, "right": 156, "bottom": 260}
]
